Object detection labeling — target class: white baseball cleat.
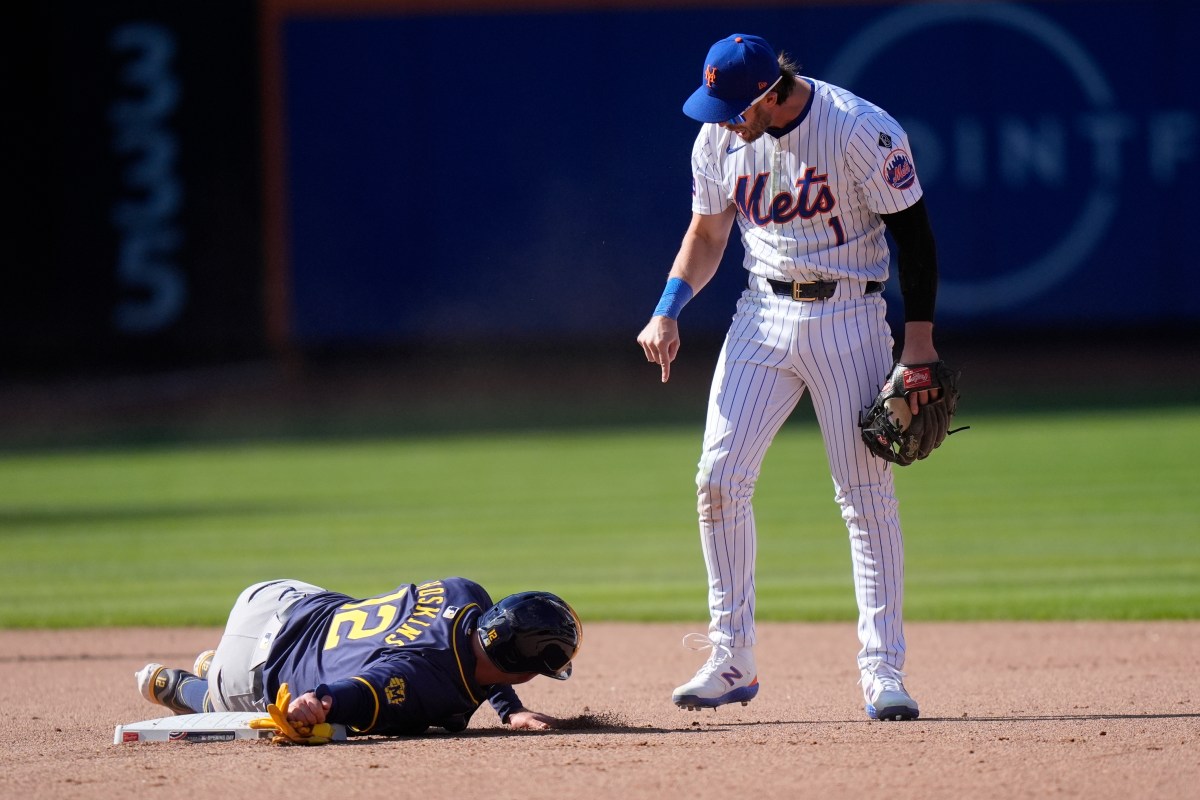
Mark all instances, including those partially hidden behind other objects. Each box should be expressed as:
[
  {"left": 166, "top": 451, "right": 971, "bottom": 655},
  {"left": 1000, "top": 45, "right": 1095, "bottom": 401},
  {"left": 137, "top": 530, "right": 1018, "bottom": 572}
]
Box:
[
  {"left": 861, "top": 660, "right": 920, "bottom": 721},
  {"left": 135, "top": 662, "right": 197, "bottom": 715},
  {"left": 671, "top": 633, "right": 759, "bottom": 710}
]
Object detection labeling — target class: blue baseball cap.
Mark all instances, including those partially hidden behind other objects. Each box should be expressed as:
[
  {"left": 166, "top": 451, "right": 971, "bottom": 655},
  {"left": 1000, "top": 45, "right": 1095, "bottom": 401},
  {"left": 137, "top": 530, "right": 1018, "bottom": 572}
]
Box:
[{"left": 683, "top": 34, "right": 781, "bottom": 123}]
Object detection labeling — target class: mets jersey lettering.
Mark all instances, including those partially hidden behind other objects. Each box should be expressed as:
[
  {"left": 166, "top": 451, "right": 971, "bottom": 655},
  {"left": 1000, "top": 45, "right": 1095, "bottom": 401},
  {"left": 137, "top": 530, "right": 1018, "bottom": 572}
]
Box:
[
  {"left": 691, "top": 78, "right": 923, "bottom": 281},
  {"left": 734, "top": 167, "right": 837, "bottom": 226}
]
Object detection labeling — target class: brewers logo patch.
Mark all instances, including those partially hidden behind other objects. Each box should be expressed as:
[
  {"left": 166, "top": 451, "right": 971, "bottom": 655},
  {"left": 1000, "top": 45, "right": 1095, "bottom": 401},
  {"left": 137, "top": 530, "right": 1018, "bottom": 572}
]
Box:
[{"left": 385, "top": 676, "right": 407, "bottom": 705}]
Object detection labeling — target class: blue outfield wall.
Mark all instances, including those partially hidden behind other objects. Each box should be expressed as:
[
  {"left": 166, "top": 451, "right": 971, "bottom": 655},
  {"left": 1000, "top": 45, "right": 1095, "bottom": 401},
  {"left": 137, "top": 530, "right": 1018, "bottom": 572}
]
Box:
[{"left": 280, "top": 1, "right": 1199, "bottom": 346}]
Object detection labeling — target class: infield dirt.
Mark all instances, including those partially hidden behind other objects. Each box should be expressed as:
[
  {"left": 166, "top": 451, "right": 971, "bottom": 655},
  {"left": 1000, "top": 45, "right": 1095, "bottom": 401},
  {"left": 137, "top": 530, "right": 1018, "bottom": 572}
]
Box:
[{"left": 2, "top": 621, "right": 1196, "bottom": 800}]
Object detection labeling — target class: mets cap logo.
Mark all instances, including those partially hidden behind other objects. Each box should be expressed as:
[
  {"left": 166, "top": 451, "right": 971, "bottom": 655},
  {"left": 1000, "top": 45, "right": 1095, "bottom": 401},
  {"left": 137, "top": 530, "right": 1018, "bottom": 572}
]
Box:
[
  {"left": 705, "top": 65, "right": 718, "bottom": 87},
  {"left": 884, "top": 150, "right": 917, "bottom": 190}
]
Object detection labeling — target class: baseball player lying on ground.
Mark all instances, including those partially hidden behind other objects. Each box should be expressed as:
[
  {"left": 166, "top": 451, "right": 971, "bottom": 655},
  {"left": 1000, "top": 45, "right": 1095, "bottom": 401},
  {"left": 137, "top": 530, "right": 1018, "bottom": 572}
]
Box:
[{"left": 135, "top": 577, "right": 582, "bottom": 742}]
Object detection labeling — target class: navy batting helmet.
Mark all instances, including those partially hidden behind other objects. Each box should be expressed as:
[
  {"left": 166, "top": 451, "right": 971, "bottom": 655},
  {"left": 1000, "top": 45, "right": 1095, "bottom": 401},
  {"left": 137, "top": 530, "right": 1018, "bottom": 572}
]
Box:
[{"left": 476, "top": 591, "right": 582, "bottom": 680}]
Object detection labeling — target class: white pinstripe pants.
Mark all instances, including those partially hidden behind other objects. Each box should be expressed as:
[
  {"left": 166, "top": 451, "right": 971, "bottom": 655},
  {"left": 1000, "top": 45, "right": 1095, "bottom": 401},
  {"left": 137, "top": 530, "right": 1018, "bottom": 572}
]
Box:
[{"left": 696, "top": 286, "right": 907, "bottom": 671}]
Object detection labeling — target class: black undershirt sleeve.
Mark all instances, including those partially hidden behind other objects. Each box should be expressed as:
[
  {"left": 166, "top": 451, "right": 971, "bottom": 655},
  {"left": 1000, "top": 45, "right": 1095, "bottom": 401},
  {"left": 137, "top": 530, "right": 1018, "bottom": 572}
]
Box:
[{"left": 879, "top": 196, "right": 938, "bottom": 323}]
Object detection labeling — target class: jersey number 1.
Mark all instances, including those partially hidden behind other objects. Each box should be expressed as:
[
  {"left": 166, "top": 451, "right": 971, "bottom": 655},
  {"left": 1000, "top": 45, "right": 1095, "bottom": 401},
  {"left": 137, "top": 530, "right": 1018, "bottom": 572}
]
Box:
[{"left": 828, "top": 215, "right": 846, "bottom": 246}]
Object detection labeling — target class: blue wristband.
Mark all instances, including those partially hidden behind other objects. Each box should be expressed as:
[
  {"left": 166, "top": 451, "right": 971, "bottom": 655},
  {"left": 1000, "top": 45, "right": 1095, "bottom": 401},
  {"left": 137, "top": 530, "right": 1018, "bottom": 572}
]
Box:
[{"left": 652, "top": 277, "right": 694, "bottom": 320}]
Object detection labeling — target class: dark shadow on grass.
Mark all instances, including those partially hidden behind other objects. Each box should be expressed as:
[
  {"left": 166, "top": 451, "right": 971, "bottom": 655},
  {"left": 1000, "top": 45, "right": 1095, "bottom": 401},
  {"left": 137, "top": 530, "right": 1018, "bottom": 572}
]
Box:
[{"left": 1, "top": 330, "right": 1197, "bottom": 452}]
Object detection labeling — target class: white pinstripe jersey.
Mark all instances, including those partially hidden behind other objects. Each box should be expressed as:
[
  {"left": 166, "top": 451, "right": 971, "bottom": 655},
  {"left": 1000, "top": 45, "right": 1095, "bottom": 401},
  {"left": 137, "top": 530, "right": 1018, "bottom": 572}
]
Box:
[{"left": 691, "top": 78, "right": 924, "bottom": 284}]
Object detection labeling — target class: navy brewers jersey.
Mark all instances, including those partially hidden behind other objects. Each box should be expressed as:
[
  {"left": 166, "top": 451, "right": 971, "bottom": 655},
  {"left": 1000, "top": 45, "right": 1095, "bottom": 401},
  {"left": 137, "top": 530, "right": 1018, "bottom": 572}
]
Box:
[
  {"left": 690, "top": 77, "right": 924, "bottom": 284},
  {"left": 263, "top": 577, "right": 522, "bottom": 736}
]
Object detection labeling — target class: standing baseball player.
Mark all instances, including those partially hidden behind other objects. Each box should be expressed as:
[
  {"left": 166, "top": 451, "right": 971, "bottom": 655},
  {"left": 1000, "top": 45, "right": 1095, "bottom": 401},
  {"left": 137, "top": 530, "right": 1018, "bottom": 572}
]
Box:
[
  {"left": 135, "top": 577, "right": 582, "bottom": 738},
  {"left": 637, "top": 33, "right": 956, "bottom": 721}
]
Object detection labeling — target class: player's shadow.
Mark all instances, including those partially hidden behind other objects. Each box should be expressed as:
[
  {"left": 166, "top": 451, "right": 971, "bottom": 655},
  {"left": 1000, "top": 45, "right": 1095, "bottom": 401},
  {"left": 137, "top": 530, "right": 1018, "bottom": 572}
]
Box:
[
  {"left": 709, "top": 711, "right": 1200, "bottom": 727},
  {"left": 453, "top": 724, "right": 675, "bottom": 739},
  {"left": 328, "top": 713, "right": 676, "bottom": 743},
  {"left": 919, "top": 712, "right": 1200, "bottom": 723},
  {"left": 454, "top": 712, "right": 675, "bottom": 738}
]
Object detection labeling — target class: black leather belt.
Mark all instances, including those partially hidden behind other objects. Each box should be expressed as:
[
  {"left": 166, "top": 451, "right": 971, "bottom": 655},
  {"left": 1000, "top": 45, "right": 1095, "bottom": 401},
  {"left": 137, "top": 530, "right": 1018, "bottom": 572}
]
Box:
[{"left": 764, "top": 278, "right": 883, "bottom": 301}]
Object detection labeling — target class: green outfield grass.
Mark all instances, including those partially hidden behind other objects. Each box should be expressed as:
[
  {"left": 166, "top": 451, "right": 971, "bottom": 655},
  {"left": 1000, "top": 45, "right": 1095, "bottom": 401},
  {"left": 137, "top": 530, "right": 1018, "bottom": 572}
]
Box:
[{"left": 0, "top": 405, "right": 1197, "bottom": 627}]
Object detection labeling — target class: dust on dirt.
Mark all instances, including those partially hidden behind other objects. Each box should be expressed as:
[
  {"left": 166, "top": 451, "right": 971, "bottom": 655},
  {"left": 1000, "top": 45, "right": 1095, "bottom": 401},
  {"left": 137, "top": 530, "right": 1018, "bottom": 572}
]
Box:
[{"left": 2, "top": 622, "right": 1197, "bottom": 800}]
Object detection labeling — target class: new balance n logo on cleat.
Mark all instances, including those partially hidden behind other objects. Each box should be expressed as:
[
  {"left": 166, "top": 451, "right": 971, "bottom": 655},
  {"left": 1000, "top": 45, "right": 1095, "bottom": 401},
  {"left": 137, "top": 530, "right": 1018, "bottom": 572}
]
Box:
[{"left": 671, "top": 638, "right": 759, "bottom": 710}]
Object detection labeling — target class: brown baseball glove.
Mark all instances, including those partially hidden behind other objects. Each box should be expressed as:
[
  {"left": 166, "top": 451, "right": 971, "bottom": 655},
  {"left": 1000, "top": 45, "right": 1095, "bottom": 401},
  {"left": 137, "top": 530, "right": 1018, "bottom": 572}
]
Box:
[{"left": 859, "top": 361, "right": 964, "bottom": 466}]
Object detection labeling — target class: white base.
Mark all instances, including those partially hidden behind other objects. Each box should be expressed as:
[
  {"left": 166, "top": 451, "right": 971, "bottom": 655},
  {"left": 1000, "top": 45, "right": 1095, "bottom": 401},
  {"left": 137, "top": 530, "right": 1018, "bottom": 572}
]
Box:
[{"left": 114, "top": 711, "right": 348, "bottom": 744}]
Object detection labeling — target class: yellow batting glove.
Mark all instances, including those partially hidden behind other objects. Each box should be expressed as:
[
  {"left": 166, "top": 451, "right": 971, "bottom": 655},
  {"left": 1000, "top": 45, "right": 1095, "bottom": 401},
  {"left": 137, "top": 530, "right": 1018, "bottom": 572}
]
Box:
[{"left": 248, "top": 683, "right": 335, "bottom": 745}]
